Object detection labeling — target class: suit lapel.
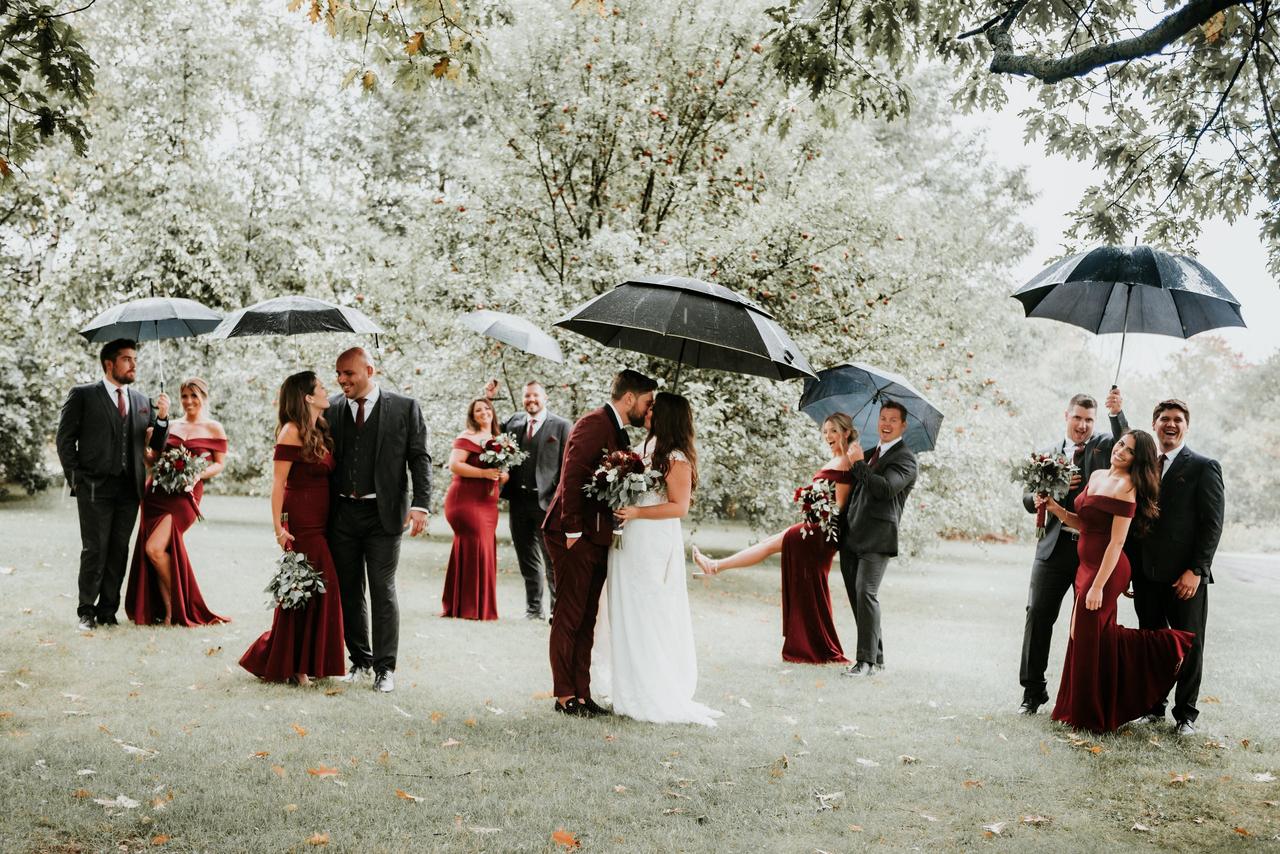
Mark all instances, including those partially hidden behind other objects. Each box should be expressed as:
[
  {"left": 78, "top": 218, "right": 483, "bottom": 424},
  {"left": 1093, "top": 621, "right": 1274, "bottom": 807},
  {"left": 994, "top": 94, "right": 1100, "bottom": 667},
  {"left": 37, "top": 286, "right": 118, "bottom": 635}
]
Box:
[
  {"left": 1163, "top": 449, "right": 1192, "bottom": 484},
  {"left": 375, "top": 392, "right": 390, "bottom": 457},
  {"left": 96, "top": 383, "right": 118, "bottom": 421}
]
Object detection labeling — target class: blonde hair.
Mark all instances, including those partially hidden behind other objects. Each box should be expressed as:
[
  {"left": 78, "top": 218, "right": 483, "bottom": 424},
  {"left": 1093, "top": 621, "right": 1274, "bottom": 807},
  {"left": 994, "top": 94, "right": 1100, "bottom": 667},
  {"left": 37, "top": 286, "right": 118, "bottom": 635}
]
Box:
[
  {"left": 181, "top": 377, "right": 209, "bottom": 401},
  {"left": 823, "top": 412, "right": 857, "bottom": 446}
]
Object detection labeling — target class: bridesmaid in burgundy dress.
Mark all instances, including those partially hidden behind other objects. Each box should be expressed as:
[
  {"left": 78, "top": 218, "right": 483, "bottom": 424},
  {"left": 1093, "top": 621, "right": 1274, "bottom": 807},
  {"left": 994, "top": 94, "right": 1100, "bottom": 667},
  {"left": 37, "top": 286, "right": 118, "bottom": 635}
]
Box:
[
  {"left": 125, "top": 378, "right": 229, "bottom": 626},
  {"left": 1040, "top": 429, "right": 1194, "bottom": 733},
  {"left": 441, "top": 398, "right": 507, "bottom": 620},
  {"left": 239, "top": 371, "right": 345, "bottom": 686},
  {"left": 693, "top": 414, "right": 856, "bottom": 664}
]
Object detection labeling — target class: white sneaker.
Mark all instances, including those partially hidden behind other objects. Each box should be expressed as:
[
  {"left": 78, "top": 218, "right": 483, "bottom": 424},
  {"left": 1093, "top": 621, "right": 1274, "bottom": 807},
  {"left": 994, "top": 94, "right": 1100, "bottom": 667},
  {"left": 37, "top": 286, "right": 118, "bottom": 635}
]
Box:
[
  {"left": 338, "top": 666, "right": 371, "bottom": 684},
  {"left": 374, "top": 671, "right": 395, "bottom": 693}
]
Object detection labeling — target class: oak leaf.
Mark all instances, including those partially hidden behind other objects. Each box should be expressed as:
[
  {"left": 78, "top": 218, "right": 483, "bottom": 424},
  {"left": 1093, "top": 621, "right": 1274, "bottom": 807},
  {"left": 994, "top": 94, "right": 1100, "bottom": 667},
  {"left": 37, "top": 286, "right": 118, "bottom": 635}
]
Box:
[
  {"left": 432, "top": 58, "right": 451, "bottom": 79},
  {"left": 1202, "top": 11, "right": 1226, "bottom": 43},
  {"left": 291, "top": 723, "right": 308, "bottom": 737},
  {"left": 552, "top": 828, "right": 581, "bottom": 849},
  {"left": 405, "top": 32, "right": 425, "bottom": 55},
  {"left": 395, "top": 789, "right": 423, "bottom": 802}
]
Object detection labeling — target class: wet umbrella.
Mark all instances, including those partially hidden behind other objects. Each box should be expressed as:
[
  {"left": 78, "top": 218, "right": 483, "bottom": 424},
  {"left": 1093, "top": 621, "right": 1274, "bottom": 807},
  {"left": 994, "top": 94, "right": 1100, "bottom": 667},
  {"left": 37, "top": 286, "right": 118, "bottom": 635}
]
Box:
[
  {"left": 209, "top": 295, "right": 384, "bottom": 342},
  {"left": 798, "top": 362, "right": 943, "bottom": 453},
  {"left": 556, "top": 275, "right": 816, "bottom": 386},
  {"left": 1012, "top": 244, "right": 1246, "bottom": 384},
  {"left": 459, "top": 310, "right": 563, "bottom": 407},
  {"left": 79, "top": 296, "right": 224, "bottom": 390}
]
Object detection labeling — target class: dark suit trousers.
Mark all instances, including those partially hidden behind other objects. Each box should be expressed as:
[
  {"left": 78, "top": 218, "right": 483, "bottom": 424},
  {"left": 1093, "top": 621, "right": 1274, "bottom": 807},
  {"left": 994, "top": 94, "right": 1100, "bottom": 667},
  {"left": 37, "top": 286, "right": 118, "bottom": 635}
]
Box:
[
  {"left": 545, "top": 532, "right": 607, "bottom": 699},
  {"left": 1133, "top": 574, "right": 1207, "bottom": 723},
  {"left": 838, "top": 551, "right": 890, "bottom": 666},
  {"left": 330, "top": 500, "right": 401, "bottom": 673},
  {"left": 509, "top": 492, "right": 555, "bottom": 615},
  {"left": 1019, "top": 533, "right": 1079, "bottom": 701},
  {"left": 75, "top": 474, "right": 138, "bottom": 621}
]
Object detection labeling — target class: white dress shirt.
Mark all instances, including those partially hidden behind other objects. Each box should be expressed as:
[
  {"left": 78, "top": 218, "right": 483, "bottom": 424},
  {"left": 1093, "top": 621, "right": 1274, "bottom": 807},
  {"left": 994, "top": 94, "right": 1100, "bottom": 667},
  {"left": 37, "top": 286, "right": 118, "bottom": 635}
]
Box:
[
  {"left": 524, "top": 409, "right": 545, "bottom": 439},
  {"left": 102, "top": 377, "right": 130, "bottom": 416},
  {"left": 1160, "top": 444, "right": 1185, "bottom": 479},
  {"left": 346, "top": 383, "right": 381, "bottom": 421},
  {"left": 877, "top": 435, "right": 903, "bottom": 457}
]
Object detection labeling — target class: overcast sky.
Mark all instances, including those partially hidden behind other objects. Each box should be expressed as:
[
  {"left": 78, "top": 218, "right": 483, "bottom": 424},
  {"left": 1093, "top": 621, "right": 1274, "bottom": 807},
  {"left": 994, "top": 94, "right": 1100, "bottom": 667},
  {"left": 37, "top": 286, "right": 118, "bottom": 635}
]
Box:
[{"left": 967, "top": 86, "right": 1279, "bottom": 371}]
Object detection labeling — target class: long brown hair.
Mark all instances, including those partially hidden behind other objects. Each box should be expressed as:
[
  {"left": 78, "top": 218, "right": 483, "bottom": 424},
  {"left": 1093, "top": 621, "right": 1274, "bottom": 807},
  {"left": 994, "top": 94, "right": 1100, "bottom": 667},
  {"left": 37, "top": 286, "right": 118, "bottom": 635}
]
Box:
[
  {"left": 647, "top": 392, "right": 698, "bottom": 491},
  {"left": 278, "top": 370, "right": 332, "bottom": 463},
  {"left": 1123, "top": 429, "right": 1161, "bottom": 537},
  {"left": 466, "top": 398, "right": 498, "bottom": 436}
]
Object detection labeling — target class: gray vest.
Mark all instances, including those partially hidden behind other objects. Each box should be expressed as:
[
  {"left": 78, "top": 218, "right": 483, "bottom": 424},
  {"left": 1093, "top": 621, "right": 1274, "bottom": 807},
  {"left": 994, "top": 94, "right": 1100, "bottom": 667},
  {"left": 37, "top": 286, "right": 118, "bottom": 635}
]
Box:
[
  {"left": 517, "top": 421, "right": 540, "bottom": 492},
  {"left": 341, "top": 399, "right": 380, "bottom": 496}
]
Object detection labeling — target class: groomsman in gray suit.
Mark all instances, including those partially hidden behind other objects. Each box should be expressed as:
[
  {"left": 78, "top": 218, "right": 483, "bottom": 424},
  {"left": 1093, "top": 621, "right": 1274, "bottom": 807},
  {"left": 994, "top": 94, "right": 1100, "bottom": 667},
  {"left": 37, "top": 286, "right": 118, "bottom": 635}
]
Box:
[
  {"left": 1017, "top": 389, "right": 1126, "bottom": 715},
  {"left": 839, "top": 399, "right": 918, "bottom": 677},
  {"left": 487, "top": 379, "right": 571, "bottom": 620}
]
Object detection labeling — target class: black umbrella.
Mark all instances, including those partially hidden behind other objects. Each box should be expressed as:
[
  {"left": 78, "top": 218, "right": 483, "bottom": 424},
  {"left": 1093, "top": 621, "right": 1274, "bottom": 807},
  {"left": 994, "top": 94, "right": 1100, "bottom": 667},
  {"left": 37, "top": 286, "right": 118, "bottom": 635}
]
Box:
[
  {"left": 79, "top": 296, "right": 224, "bottom": 390},
  {"left": 209, "top": 295, "right": 384, "bottom": 343},
  {"left": 555, "top": 275, "right": 817, "bottom": 386},
  {"left": 798, "top": 363, "right": 944, "bottom": 453},
  {"left": 1012, "top": 245, "right": 1246, "bottom": 384}
]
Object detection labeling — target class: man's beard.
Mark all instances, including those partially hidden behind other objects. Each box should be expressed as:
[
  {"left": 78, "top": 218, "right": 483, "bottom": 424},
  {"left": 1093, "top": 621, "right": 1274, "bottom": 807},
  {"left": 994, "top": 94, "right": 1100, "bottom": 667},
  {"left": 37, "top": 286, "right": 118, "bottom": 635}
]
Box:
[{"left": 112, "top": 369, "right": 135, "bottom": 385}]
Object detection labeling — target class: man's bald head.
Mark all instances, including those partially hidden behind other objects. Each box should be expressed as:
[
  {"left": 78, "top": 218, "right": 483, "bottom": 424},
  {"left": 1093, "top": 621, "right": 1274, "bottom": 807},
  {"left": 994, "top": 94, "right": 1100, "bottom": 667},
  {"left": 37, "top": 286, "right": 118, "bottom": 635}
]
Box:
[{"left": 335, "top": 347, "right": 376, "bottom": 400}]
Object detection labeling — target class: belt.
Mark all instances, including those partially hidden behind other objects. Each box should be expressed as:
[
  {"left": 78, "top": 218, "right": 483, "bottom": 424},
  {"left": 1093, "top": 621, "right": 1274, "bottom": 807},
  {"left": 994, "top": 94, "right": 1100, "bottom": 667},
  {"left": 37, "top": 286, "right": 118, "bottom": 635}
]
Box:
[{"left": 339, "top": 494, "right": 378, "bottom": 503}]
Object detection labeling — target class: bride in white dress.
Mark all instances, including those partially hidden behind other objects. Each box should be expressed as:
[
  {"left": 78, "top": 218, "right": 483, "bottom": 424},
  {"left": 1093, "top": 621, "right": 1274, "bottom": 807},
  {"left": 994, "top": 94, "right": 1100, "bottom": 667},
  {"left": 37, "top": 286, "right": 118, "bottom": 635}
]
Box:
[{"left": 593, "top": 392, "right": 722, "bottom": 727}]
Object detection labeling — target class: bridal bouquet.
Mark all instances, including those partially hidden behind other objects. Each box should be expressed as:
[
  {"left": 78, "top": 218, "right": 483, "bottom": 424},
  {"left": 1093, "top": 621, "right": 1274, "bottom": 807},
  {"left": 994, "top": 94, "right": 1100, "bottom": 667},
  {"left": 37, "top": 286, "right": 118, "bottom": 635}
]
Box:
[
  {"left": 151, "top": 446, "right": 208, "bottom": 495},
  {"left": 582, "top": 449, "right": 663, "bottom": 548},
  {"left": 265, "top": 536, "right": 326, "bottom": 610},
  {"left": 794, "top": 479, "right": 841, "bottom": 543},
  {"left": 479, "top": 433, "right": 528, "bottom": 472},
  {"left": 1011, "top": 451, "right": 1079, "bottom": 538}
]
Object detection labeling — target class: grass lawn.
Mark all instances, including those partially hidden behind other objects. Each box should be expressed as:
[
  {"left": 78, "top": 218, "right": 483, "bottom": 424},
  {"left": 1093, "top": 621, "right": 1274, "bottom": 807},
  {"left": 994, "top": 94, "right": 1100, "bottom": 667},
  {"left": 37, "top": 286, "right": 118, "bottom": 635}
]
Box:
[{"left": 1, "top": 491, "right": 1278, "bottom": 853}]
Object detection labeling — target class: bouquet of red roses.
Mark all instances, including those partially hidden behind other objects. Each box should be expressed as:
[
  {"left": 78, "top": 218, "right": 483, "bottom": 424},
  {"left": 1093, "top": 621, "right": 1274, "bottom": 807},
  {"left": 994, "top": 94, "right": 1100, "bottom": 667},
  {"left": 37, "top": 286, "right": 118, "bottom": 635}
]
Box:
[
  {"left": 1011, "top": 451, "right": 1079, "bottom": 538},
  {"left": 151, "top": 446, "right": 209, "bottom": 496},
  {"left": 794, "top": 479, "right": 840, "bottom": 543},
  {"left": 479, "top": 433, "right": 528, "bottom": 472},
  {"left": 582, "top": 449, "right": 663, "bottom": 548}
]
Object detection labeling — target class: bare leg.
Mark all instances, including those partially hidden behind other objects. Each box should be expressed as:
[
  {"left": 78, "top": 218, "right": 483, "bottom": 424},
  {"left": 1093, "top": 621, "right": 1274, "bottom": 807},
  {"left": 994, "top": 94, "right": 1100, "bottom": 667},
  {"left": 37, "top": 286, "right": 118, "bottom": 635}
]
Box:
[
  {"left": 694, "top": 531, "right": 786, "bottom": 574},
  {"left": 144, "top": 515, "right": 175, "bottom": 625}
]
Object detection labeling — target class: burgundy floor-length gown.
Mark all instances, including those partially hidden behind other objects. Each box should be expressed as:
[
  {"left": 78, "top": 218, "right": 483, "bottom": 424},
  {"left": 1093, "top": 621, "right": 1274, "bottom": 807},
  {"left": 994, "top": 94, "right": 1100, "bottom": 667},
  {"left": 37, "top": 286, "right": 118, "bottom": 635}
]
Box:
[
  {"left": 780, "top": 468, "right": 851, "bottom": 664},
  {"left": 239, "top": 445, "right": 346, "bottom": 681},
  {"left": 1051, "top": 490, "right": 1194, "bottom": 733},
  {"left": 125, "top": 435, "right": 229, "bottom": 626},
  {"left": 441, "top": 437, "right": 499, "bottom": 620}
]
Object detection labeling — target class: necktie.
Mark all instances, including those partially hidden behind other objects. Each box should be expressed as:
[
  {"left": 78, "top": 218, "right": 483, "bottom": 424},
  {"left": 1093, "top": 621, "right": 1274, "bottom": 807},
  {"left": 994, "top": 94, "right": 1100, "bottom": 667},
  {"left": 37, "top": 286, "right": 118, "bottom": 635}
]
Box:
[
  {"left": 525, "top": 417, "right": 535, "bottom": 443},
  {"left": 1159, "top": 453, "right": 1168, "bottom": 476},
  {"left": 866, "top": 446, "right": 881, "bottom": 466},
  {"left": 1072, "top": 443, "right": 1084, "bottom": 462},
  {"left": 116, "top": 388, "right": 126, "bottom": 418},
  {"left": 355, "top": 397, "right": 366, "bottom": 431}
]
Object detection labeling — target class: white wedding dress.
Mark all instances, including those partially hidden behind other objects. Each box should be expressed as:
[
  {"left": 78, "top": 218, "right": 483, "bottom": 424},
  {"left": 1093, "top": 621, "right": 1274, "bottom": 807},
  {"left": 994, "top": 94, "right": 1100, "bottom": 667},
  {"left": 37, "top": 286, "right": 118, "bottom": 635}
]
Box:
[{"left": 591, "top": 444, "right": 722, "bottom": 727}]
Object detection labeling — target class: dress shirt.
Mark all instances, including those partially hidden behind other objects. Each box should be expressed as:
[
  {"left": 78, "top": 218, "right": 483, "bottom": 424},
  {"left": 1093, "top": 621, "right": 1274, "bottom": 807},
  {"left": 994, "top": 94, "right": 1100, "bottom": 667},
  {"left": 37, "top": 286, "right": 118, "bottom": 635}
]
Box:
[
  {"left": 102, "top": 377, "right": 130, "bottom": 416},
  {"left": 346, "top": 383, "right": 381, "bottom": 421},
  {"left": 1160, "top": 444, "right": 1185, "bottom": 479},
  {"left": 877, "top": 435, "right": 904, "bottom": 457},
  {"left": 524, "top": 409, "right": 545, "bottom": 439}
]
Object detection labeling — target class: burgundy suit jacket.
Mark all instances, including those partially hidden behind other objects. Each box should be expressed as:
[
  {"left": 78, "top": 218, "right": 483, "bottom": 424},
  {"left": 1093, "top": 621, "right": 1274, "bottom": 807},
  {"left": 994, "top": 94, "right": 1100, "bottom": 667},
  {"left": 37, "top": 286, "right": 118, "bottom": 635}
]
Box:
[{"left": 542, "top": 405, "right": 629, "bottom": 547}]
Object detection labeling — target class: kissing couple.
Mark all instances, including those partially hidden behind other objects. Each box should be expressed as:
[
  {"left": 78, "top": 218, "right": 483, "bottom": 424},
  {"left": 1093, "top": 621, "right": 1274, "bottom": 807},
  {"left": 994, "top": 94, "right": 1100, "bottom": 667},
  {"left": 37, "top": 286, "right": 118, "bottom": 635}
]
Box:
[{"left": 542, "top": 369, "right": 721, "bottom": 726}]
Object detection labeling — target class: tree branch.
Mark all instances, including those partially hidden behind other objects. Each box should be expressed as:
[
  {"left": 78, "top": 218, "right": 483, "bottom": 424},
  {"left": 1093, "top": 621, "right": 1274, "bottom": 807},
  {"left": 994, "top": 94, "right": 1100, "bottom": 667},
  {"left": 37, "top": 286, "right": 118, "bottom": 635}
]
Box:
[{"left": 984, "top": 0, "right": 1241, "bottom": 83}]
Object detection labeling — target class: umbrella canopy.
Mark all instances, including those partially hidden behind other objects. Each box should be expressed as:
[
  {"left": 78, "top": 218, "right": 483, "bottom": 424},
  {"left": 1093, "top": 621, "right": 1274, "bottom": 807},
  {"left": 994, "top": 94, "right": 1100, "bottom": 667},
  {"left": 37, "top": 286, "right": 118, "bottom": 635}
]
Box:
[
  {"left": 798, "top": 362, "right": 944, "bottom": 453},
  {"left": 209, "top": 295, "right": 384, "bottom": 339},
  {"left": 79, "top": 297, "right": 223, "bottom": 343},
  {"left": 555, "top": 275, "right": 816, "bottom": 383},
  {"left": 459, "top": 310, "right": 563, "bottom": 362}
]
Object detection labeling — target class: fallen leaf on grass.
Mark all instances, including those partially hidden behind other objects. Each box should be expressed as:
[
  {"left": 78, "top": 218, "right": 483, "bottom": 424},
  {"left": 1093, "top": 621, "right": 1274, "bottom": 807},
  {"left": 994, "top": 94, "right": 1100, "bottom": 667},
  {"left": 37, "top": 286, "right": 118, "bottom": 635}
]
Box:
[
  {"left": 430, "top": 711, "right": 445, "bottom": 723},
  {"left": 77, "top": 768, "right": 95, "bottom": 776},
  {"left": 898, "top": 755, "right": 918, "bottom": 764},
  {"left": 203, "top": 647, "right": 221, "bottom": 656},
  {"left": 307, "top": 766, "right": 339, "bottom": 777},
  {"left": 441, "top": 738, "right": 462, "bottom": 748},
  {"left": 613, "top": 785, "right": 627, "bottom": 793},
  {"left": 552, "top": 828, "right": 581, "bottom": 849},
  {"left": 1203, "top": 739, "right": 1226, "bottom": 750},
  {"left": 1262, "top": 800, "right": 1279, "bottom": 807},
  {"left": 469, "top": 826, "right": 500, "bottom": 834},
  {"left": 464, "top": 717, "right": 477, "bottom": 728},
  {"left": 962, "top": 780, "right": 983, "bottom": 789},
  {"left": 982, "top": 821, "right": 1007, "bottom": 837},
  {"left": 1088, "top": 745, "right": 1104, "bottom": 755},
  {"left": 532, "top": 690, "right": 554, "bottom": 700},
  {"left": 306, "top": 832, "right": 329, "bottom": 846},
  {"left": 151, "top": 835, "right": 170, "bottom": 845},
  {"left": 1254, "top": 772, "right": 1277, "bottom": 783},
  {"left": 71, "top": 788, "right": 93, "bottom": 798},
  {"left": 855, "top": 758, "right": 879, "bottom": 768},
  {"left": 0, "top": 711, "right": 12, "bottom": 719},
  {"left": 1235, "top": 827, "right": 1251, "bottom": 836},
  {"left": 1132, "top": 822, "right": 1150, "bottom": 832},
  {"left": 94, "top": 794, "right": 140, "bottom": 809},
  {"left": 324, "top": 687, "right": 345, "bottom": 697},
  {"left": 662, "top": 808, "right": 686, "bottom": 815},
  {"left": 815, "top": 790, "right": 844, "bottom": 810},
  {"left": 395, "top": 789, "right": 423, "bottom": 802},
  {"left": 1201, "top": 696, "right": 1221, "bottom": 704},
  {"left": 737, "top": 697, "right": 752, "bottom": 708},
  {"left": 1021, "top": 815, "right": 1051, "bottom": 826},
  {"left": 1169, "top": 772, "right": 1195, "bottom": 785},
  {"left": 768, "top": 755, "right": 789, "bottom": 777},
  {"left": 391, "top": 704, "right": 411, "bottom": 717},
  {"left": 284, "top": 804, "right": 298, "bottom": 813},
  {"left": 251, "top": 751, "right": 270, "bottom": 759},
  {"left": 604, "top": 734, "right": 617, "bottom": 742},
  {"left": 919, "top": 813, "right": 938, "bottom": 822},
  {"left": 848, "top": 824, "right": 863, "bottom": 832},
  {"left": 291, "top": 723, "right": 308, "bottom": 738},
  {"left": 115, "top": 740, "right": 158, "bottom": 758},
  {"left": 271, "top": 765, "right": 287, "bottom": 778}
]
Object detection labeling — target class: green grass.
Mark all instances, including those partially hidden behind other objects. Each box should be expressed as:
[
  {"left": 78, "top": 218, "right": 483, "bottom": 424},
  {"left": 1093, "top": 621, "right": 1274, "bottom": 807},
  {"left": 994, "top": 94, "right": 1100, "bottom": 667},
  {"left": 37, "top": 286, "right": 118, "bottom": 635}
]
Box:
[{"left": 1, "top": 492, "right": 1278, "bottom": 853}]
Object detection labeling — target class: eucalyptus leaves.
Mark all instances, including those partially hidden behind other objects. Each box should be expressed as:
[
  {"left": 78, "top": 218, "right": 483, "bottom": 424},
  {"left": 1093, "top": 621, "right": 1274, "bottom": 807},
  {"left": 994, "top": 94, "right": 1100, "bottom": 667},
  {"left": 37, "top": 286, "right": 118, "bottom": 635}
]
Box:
[{"left": 265, "top": 550, "right": 326, "bottom": 611}]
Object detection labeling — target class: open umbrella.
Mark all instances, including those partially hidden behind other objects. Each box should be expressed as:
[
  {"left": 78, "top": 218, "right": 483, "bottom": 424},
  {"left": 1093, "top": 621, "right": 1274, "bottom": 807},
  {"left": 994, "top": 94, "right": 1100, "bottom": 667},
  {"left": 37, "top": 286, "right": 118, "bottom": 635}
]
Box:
[
  {"left": 1012, "top": 245, "right": 1246, "bottom": 385},
  {"left": 209, "top": 295, "right": 384, "bottom": 343},
  {"left": 556, "top": 275, "right": 816, "bottom": 387},
  {"left": 460, "top": 310, "right": 564, "bottom": 407},
  {"left": 79, "top": 296, "right": 224, "bottom": 390},
  {"left": 798, "top": 362, "right": 943, "bottom": 453}
]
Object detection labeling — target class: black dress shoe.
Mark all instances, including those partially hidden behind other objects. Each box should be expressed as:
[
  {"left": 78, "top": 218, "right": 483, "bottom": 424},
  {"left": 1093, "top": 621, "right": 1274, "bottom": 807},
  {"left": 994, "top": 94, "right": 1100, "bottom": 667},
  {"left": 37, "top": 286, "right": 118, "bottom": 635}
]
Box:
[
  {"left": 95, "top": 615, "right": 119, "bottom": 627},
  {"left": 1018, "top": 697, "right": 1048, "bottom": 715},
  {"left": 553, "top": 698, "right": 592, "bottom": 718},
  {"left": 581, "top": 698, "right": 612, "bottom": 716},
  {"left": 76, "top": 615, "right": 95, "bottom": 632},
  {"left": 842, "top": 661, "right": 875, "bottom": 678}
]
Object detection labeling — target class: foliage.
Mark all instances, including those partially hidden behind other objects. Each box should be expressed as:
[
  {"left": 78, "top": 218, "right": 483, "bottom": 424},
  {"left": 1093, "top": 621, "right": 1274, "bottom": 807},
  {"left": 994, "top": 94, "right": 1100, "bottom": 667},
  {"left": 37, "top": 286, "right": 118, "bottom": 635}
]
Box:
[{"left": 762, "top": 0, "right": 1280, "bottom": 275}]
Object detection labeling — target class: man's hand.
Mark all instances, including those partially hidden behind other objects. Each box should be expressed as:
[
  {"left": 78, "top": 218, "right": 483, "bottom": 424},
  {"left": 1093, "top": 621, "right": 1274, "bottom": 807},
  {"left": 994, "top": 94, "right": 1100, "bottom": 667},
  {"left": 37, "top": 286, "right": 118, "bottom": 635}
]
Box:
[
  {"left": 846, "top": 443, "right": 865, "bottom": 464},
  {"left": 483, "top": 378, "right": 500, "bottom": 400},
  {"left": 156, "top": 392, "right": 170, "bottom": 420},
  {"left": 1068, "top": 473, "right": 1082, "bottom": 490},
  {"left": 1172, "top": 569, "right": 1201, "bottom": 600},
  {"left": 405, "top": 509, "right": 428, "bottom": 537},
  {"left": 1105, "top": 387, "right": 1123, "bottom": 416}
]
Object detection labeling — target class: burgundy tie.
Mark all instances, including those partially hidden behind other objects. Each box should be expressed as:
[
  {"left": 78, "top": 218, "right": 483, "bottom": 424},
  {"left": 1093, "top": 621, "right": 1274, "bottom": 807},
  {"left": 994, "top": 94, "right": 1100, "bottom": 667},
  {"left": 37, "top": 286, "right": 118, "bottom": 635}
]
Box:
[
  {"left": 355, "top": 397, "right": 366, "bottom": 431},
  {"left": 116, "top": 388, "right": 126, "bottom": 418},
  {"left": 525, "top": 417, "right": 535, "bottom": 443},
  {"left": 866, "top": 446, "right": 881, "bottom": 466}
]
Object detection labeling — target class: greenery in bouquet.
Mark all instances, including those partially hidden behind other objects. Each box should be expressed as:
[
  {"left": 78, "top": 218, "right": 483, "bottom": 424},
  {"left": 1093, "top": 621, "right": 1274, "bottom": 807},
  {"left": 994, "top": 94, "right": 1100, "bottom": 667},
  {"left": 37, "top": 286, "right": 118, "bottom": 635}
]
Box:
[
  {"left": 583, "top": 449, "right": 663, "bottom": 510},
  {"left": 265, "top": 547, "right": 326, "bottom": 611},
  {"left": 794, "top": 479, "right": 840, "bottom": 543},
  {"left": 151, "top": 446, "right": 209, "bottom": 496},
  {"left": 1011, "top": 451, "right": 1079, "bottom": 538},
  {"left": 479, "top": 433, "right": 528, "bottom": 472}
]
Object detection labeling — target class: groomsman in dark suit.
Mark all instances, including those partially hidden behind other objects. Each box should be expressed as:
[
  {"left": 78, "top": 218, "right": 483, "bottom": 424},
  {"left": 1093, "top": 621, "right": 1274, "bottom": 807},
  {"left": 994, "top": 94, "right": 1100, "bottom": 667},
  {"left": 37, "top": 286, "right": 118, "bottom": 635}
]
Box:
[
  {"left": 328, "top": 347, "right": 433, "bottom": 694},
  {"left": 839, "top": 399, "right": 919, "bottom": 677},
  {"left": 1017, "top": 389, "right": 1127, "bottom": 714},
  {"left": 1128, "top": 399, "right": 1224, "bottom": 736},
  {"left": 488, "top": 380, "right": 571, "bottom": 620},
  {"left": 56, "top": 339, "right": 170, "bottom": 631}
]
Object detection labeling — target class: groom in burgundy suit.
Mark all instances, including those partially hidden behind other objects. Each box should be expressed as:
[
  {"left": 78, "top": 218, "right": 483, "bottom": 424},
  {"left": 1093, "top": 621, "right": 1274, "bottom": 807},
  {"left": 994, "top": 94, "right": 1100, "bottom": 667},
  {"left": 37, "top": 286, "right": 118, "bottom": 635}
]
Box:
[{"left": 543, "top": 369, "right": 657, "bottom": 718}]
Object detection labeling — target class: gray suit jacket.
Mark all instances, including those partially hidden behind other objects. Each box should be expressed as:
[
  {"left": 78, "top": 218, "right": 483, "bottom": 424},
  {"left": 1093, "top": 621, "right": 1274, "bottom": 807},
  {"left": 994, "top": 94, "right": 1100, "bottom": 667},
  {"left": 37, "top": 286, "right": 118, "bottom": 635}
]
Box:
[
  {"left": 328, "top": 389, "right": 433, "bottom": 536},
  {"left": 499, "top": 410, "right": 571, "bottom": 510},
  {"left": 841, "top": 440, "right": 919, "bottom": 558},
  {"left": 1022, "top": 412, "right": 1129, "bottom": 561},
  {"left": 56, "top": 382, "right": 169, "bottom": 500}
]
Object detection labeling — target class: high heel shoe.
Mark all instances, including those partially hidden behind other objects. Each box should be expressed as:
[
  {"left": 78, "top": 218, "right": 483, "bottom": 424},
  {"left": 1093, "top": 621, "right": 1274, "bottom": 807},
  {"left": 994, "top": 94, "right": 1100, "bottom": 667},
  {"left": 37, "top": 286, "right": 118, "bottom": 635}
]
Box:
[{"left": 691, "top": 546, "right": 718, "bottom": 575}]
